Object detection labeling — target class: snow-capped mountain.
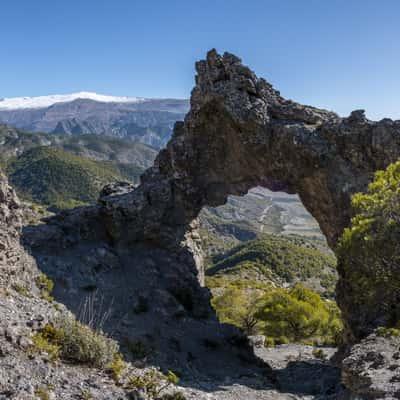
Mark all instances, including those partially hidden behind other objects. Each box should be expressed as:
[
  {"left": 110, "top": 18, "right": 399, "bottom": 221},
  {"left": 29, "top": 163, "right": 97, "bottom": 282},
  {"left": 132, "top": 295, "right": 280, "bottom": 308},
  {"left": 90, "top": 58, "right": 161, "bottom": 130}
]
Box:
[
  {"left": 0, "top": 92, "right": 145, "bottom": 110},
  {"left": 0, "top": 93, "right": 189, "bottom": 148}
]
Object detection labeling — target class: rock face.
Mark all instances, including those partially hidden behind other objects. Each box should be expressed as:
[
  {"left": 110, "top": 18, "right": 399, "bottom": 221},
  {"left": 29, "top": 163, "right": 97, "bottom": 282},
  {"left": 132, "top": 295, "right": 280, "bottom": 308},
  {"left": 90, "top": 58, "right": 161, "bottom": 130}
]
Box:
[
  {"left": 342, "top": 333, "right": 400, "bottom": 399},
  {"left": 2, "top": 169, "right": 264, "bottom": 400},
  {"left": 0, "top": 171, "right": 37, "bottom": 289},
  {"left": 20, "top": 50, "right": 400, "bottom": 397},
  {"left": 0, "top": 173, "right": 114, "bottom": 399}
]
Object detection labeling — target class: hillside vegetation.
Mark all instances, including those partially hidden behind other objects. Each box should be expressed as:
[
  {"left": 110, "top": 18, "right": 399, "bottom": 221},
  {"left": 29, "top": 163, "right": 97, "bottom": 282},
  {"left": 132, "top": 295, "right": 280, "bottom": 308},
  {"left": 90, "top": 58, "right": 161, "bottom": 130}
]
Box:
[
  {"left": 206, "top": 234, "right": 337, "bottom": 298},
  {"left": 206, "top": 234, "right": 340, "bottom": 344},
  {"left": 6, "top": 147, "right": 141, "bottom": 209},
  {"left": 337, "top": 159, "right": 400, "bottom": 337},
  {"left": 0, "top": 125, "right": 159, "bottom": 210},
  {"left": 210, "top": 281, "right": 342, "bottom": 345},
  {"left": 0, "top": 124, "right": 157, "bottom": 168}
]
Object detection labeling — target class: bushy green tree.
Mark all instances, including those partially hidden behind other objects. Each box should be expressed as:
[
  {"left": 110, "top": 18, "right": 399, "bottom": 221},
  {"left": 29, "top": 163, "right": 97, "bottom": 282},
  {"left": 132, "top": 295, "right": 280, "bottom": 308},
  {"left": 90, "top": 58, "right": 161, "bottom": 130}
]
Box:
[
  {"left": 211, "top": 282, "right": 342, "bottom": 344},
  {"left": 337, "top": 160, "right": 400, "bottom": 339},
  {"left": 256, "top": 285, "right": 341, "bottom": 344},
  {"left": 211, "top": 286, "right": 264, "bottom": 335}
]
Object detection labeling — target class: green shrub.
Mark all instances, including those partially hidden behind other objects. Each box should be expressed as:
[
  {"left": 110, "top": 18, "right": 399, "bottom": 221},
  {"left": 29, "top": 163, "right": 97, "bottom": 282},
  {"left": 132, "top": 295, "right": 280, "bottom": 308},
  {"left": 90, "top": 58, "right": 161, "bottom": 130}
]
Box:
[
  {"left": 106, "top": 353, "right": 126, "bottom": 381},
  {"left": 127, "top": 370, "right": 180, "bottom": 398},
  {"left": 34, "top": 387, "right": 52, "bottom": 400},
  {"left": 211, "top": 281, "right": 342, "bottom": 345},
  {"left": 376, "top": 327, "right": 400, "bottom": 338},
  {"left": 264, "top": 337, "right": 275, "bottom": 347},
  {"left": 35, "top": 274, "right": 54, "bottom": 302},
  {"left": 80, "top": 390, "right": 93, "bottom": 400},
  {"left": 337, "top": 160, "right": 400, "bottom": 336},
  {"left": 13, "top": 283, "right": 30, "bottom": 297},
  {"left": 40, "top": 323, "right": 65, "bottom": 343},
  {"left": 31, "top": 317, "right": 119, "bottom": 368},
  {"left": 30, "top": 331, "right": 60, "bottom": 361},
  {"left": 275, "top": 336, "right": 290, "bottom": 345},
  {"left": 256, "top": 285, "right": 342, "bottom": 345},
  {"left": 312, "top": 348, "right": 327, "bottom": 360},
  {"left": 211, "top": 287, "right": 264, "bottom": 335},
  {"left": 57, "top": 316, "right": 119, "bottom": 367}
]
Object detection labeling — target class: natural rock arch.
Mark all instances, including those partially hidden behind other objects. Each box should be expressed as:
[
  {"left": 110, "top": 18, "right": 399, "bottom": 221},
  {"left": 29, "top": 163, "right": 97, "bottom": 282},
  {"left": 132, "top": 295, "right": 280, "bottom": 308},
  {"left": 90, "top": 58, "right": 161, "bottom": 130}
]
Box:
[
  {"left": 10, "top": 50, "right": 400, "bottom": 397},
  {"left": 24, "top": 50, "right": 400, "bottom": 349},
  {"left": 97, "top": 50, "right": 400, "bottom": 342}
]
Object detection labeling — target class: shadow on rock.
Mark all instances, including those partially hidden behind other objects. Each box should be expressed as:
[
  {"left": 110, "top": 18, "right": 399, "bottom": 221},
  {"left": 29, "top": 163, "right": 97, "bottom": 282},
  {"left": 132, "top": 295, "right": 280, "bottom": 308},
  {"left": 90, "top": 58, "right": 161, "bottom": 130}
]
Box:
[
  {"left": 276, "top": 360, "right": 344, "bottom": 398},
  {"left": 22, "top": 219, "right": 276, "bottom": 393}
]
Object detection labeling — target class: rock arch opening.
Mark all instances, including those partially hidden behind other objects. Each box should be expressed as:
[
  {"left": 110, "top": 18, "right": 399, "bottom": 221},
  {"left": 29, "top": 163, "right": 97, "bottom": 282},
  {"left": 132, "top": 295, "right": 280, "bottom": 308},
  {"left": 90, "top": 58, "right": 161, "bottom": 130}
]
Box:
[
  {"left": 200, "top": 186, "right": 324, "bottom": 245},
  {"left": 201, "top": 186, "right": 339, "bottom": 342}
]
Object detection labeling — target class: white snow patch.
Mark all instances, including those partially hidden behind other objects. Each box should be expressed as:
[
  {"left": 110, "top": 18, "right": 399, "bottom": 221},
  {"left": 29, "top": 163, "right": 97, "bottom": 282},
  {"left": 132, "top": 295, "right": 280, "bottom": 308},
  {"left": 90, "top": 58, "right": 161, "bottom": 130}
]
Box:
[{"left": 0, "top": 92, "right": 146, "bottom": 110}]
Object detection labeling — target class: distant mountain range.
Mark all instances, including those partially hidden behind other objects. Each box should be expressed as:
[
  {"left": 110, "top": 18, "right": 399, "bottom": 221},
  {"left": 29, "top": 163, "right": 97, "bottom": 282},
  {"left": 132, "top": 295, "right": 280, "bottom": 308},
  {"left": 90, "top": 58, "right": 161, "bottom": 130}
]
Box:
[{"left": 0, "top": 92, "right": 189, "bottom": 148}]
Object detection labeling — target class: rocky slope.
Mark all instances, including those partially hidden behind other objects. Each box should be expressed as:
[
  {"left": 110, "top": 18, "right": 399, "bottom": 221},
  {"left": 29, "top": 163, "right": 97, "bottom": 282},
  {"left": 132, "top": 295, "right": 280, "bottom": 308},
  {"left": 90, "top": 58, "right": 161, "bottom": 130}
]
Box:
[
  {"left": 0, "top": 169, "right": 348, "bottom": 400},
  {"left": 0, "top": 97, "right": 189, "bottom": 148},
  {"left": 0, "top": 172, "right": 128, "bottom": 399},
  {"left": 0, "top": 171, "right": 275, "bottom": 400}
]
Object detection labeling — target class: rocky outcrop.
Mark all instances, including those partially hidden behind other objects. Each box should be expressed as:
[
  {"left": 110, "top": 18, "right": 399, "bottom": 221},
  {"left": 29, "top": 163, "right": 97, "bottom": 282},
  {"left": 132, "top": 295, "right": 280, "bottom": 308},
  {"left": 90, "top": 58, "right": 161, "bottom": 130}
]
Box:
[
  {"left": 0, "top": 171, "right": 38, "bottom": 289},
  {"left": 97, "top": 50, "right": 400, "bottom": 342},
  {"left": 342, "top": 333, "right": 400, "bottom": 399},
  {"left": 1, "top": 173, "right": 239, "bottom": 400},
  {"left": 0, "top": 173, "right": 123, "bottom": 399}
]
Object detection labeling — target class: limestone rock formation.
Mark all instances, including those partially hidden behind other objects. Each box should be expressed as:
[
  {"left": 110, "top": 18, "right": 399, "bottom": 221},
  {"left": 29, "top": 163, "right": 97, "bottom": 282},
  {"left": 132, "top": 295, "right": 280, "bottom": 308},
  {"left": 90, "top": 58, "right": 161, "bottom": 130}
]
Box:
[
  {"left": 99, "top": 50, "right": 400, "bottom": 342},
  {"left": 20, "top": 50, "right": 400, "bottom": 397}
]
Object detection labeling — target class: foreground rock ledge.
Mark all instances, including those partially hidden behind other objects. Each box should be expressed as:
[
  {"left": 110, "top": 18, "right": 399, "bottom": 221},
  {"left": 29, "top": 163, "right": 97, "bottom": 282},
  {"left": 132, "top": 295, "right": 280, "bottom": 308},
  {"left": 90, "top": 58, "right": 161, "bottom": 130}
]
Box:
[{"left": 23, "top": 50, "right": 400, "bottom": 398}]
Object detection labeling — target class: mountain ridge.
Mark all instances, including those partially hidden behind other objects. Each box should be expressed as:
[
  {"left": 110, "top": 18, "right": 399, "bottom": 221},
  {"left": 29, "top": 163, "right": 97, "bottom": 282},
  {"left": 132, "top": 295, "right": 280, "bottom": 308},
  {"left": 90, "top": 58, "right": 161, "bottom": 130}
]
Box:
[
  {"left": 0, "top": 91, "right": 146, "bottom": 110},
  {"left": 0, "top": 95, "right": 189, "bottom": 148}
]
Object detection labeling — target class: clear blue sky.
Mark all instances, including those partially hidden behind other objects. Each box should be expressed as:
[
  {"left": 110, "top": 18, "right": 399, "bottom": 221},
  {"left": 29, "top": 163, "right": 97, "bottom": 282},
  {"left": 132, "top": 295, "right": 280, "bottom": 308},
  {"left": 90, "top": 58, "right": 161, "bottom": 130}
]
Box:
[{"left": 1, "top": 0, "right": 400, "bottom": 120}]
